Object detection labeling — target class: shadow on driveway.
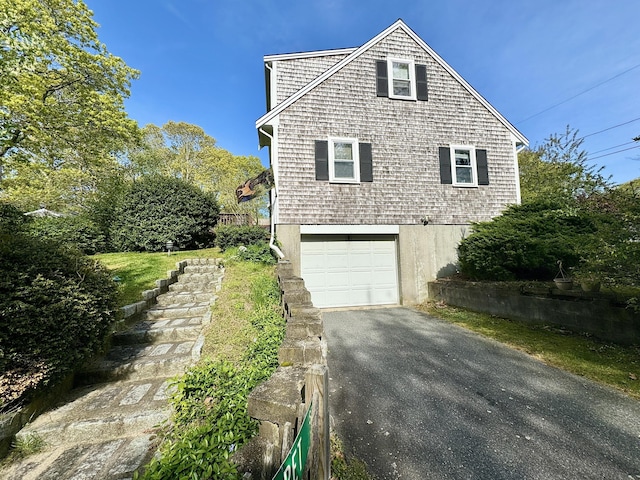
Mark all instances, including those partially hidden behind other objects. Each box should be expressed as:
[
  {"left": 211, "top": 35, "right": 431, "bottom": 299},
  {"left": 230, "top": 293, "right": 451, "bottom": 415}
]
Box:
[{"left": 324, "top": 307, "right": 640, "bottom": 480}]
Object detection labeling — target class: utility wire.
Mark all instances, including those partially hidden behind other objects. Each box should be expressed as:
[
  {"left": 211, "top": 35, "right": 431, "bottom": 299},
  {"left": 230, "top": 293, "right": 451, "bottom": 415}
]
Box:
[
  {"left": 589, "top": 144, "right": 640, "bottom": 161},
  {"left": 515, "top": 62, "right": 640, "bottom": 124},
  {"left": 582, "top": 116, "right": 640, "bottom": 139},
  {"left": 590, "top": 141, "right": 636, "bottom": 155}
]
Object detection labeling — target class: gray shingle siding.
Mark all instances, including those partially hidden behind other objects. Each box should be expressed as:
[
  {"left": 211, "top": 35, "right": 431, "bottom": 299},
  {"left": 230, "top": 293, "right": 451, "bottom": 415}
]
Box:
[
  {"left": 273, "top": 28, "right": 519, "bottom": 226},
  {"left": 275, "top": 54, "right": 350, "bottom": 104}
]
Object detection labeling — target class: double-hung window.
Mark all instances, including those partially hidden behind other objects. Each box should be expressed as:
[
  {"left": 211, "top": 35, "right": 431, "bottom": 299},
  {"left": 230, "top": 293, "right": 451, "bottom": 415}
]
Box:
[
  {"left": 388, "top": 58, "right": 416, "bottom": 100},
  {"left": 438, "top": 145, "right": 489, "bottom": 186},
  {"left": 451, "top": 146, "right": 477, "bottom": 186},
  {"left": 329, "top": 137, "right": 360, "bottom": 183}
]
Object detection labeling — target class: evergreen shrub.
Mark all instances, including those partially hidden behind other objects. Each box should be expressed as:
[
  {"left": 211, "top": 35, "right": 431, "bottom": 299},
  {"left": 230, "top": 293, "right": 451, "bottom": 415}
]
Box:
[
  {"left": 458, "top": 201, "right": 598, "bottom": 281},
  {"left": 28, "top": 214, "right": 107, "bottom": 255},
  {"left": 110, "top": 176, "right": 219, "bottom": 252},
  {"left": 213, "top": 224, "right": 269, "bottom": 251},
  {"left": 0, "top": 203, "right": 118, "bottom": 410}
]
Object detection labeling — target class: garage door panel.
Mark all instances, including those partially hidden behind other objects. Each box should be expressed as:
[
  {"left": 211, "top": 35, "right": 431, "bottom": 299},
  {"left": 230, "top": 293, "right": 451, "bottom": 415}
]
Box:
[{"left": 301, "top": 234, "right": 399, "bottom": 308}]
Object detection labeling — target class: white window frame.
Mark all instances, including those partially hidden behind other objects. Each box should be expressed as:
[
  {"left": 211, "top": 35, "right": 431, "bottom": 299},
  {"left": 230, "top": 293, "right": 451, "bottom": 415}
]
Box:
[
  {"left": 329, "top": 137, "right": 360, "bottom": 183},
  {"left": 450, "top": 145, "right": 478, "bottom": 187},
  {"left": 387, "top": 58, "right": 416, "bottom": 100}
]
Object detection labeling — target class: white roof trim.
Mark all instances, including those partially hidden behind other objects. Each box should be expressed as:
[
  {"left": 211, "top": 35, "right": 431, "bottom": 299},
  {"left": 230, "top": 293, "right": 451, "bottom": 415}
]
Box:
[
  {"left": 300, "top": 224, "right": 400, "bottom": 235},
  {"left": 256, "top": 19, "right": 528, "bottom": 146},
  {"left": 264, "top": 47, "right": 357, "bottom": 62}
]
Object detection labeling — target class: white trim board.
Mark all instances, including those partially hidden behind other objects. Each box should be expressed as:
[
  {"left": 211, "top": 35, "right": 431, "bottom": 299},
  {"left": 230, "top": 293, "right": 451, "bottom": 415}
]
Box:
[{"left": 300, "top": 225, "right": 399, "bottom": 235}]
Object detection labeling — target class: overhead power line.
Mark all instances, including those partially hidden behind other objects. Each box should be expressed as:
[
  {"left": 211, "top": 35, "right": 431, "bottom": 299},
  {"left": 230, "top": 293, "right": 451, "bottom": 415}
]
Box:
[
  {"left": 582, "top": 116, "right": 640, "bottom": 139},
  {"left": 590, "top": 141, "right": 636, "bottom": 155},
  {"left": 516, "top": 62, "right": 640, "bottom": 124},
  {"left": 589, "top": 144, "right": 640, "bottom": 161}
]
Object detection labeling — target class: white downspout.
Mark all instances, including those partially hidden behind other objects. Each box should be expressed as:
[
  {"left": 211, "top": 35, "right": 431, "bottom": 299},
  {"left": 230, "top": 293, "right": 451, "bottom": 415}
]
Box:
[
  {"left": 513, "top": 139, "right": 526, "bottom": 205},
  {"left": 259, "top": 126, "right": 284, "bottom": 259}
]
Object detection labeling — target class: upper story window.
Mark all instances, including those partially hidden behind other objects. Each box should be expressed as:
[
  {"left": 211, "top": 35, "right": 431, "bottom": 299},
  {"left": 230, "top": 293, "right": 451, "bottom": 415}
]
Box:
[
  {"left": 452, "top": 147, "right": 477, "bottom": 186},
  {"left": 438, "top": 145, "right": 489, "bottom": 187},
  {"left": 315, "top": 139, "right": 373, "bottom": 183},
  {"left": 388, "top": 58, "right": 416, "bottom": 100},
  {"left": 376, "top": 59, "right": 428, "bottom": 101},
  {"left": 329, "top": 137, "right": 360, "bottom": 183}
]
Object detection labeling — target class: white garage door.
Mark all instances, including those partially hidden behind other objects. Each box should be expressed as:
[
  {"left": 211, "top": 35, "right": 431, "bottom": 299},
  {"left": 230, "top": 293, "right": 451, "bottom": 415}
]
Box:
[{"left": 300, "top": 235, "right": 399, "bottom": 308}]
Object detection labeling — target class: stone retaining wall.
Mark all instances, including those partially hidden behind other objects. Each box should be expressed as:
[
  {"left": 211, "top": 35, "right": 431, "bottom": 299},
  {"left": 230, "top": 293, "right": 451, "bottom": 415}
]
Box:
[
  {"left": 0, "top": 260, "right": 191, "bottom": 458},
  {"left": 234, "top": 260, "right": 329, "bottom": 480},
  {"left": 428, "top": 280, "right": 640, "bottom": 345}
]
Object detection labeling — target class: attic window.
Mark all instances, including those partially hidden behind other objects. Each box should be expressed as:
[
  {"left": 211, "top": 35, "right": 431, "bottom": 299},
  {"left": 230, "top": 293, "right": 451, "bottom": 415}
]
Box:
[
  {"left": 376, "top": 59, "right": 427, "bottom": 101},
  {"left": 388, "top": 58, "right": 416, "bottom": 100}
]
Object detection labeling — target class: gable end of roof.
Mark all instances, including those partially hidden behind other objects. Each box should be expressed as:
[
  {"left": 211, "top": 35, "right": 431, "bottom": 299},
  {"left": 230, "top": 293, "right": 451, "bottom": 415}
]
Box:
[{"left": 256, "top": 19, "right": 528, "bottom": 146}]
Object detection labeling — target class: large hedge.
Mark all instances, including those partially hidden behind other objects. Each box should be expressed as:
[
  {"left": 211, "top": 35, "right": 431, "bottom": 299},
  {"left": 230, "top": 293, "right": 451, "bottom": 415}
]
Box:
[
  {"left": 110, "top": 176, "right": 219, "bottom": 252},
  {"left": 458, "top": 201, "right": 598, "bottom": 281},
  {"left": 0, "top": 204, "right": 119, "bottom": 410},
  {"left": 27, "top": 214, "right": 107, "bottom": 255},
  {"left": 213, "top": 224, "right": 269, "bottom": 250}
]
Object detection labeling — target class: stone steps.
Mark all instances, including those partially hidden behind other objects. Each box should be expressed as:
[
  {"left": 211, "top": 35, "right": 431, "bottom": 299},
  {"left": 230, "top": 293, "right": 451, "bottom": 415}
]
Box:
[
  {"left": 76, "top": 339, "right": 200, "bottom": 385},
  {"left": 1, "top": 259, "right": 224, "bottom": 480},
  {"left": 112, "top": 318, "right": 207, "bottom": 345},
  {"left": 156, "top": 292, "right": 215, "bottom": 305},
  {"left": 144, "top": 302, "right": 210, "bottom": 320},
  {"left": 16, "top": 378, "right": 172, "bottom": 446}
]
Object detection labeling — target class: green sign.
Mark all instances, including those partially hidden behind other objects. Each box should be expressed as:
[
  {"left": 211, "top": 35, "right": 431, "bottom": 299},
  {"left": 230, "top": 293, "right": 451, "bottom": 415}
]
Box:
[{"left": 272, "top": 402, "right": 312, "bottom": 480}]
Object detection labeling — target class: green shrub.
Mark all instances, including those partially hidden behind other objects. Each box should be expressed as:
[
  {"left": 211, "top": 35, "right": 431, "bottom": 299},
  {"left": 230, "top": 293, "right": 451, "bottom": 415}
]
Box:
[
  {"left": 237, "top": 242, "right": 277, "bottom": 265},
  {"left": 0, "top": 225, "right": 118, "bottom": 410},
  {"left": 213, "top": 224, "right": 269, "bottom": 251},
  {"left": 458, "top": 201, "right": 598, "bottom": 281},
  {"left": 27, "top": 214, "right": 107, "bottom": 255},
  {"left": 110, "top": 176, "right": 219, "bottom": 252}
]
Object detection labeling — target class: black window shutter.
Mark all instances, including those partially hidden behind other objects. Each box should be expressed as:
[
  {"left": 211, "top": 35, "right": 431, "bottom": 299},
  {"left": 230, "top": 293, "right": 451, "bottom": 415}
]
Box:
[
  {"left": 359, "top": 143, "right": 373, "bottom": 182},
  {"left": 439, "top": 147, "right": 452, "bottom": 184},
  {"left": 376, "top": 60, "right": 388, "bottom": 97},
  {"left": 315, "top": 140, "right": 329, "bottom": 181},
  {"left": 476, "top": 149, "right": 489, "bottom": 185},
  {"left": 415, "top": 64, "right": 428, "bottom": 101}
]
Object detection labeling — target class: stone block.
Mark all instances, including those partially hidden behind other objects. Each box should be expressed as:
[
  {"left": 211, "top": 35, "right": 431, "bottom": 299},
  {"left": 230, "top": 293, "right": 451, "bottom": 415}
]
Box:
[
  {"left": 247, "top": 367, "right": 305, "bottom": 427},
  {"left": 134, "top": 301, "right": 147, "bottom": 314},
  {"left": 121, "top": 304, "right": 136, "bottom": 319},
  {"left": 142, "top": 290, "right": 156, "bottom": 301},
  {"left": 278, "top": 339, "right": 324, "bottom": 367},
  {"left": 285, "top": 314, "right": 324, "bottom": 340},
  {"left": 282, "top": 289, "right": 312, "bottom": 306}
]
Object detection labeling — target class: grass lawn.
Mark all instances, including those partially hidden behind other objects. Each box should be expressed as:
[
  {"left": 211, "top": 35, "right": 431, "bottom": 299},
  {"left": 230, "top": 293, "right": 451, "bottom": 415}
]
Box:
[
  {"left": 417, "top": 301, "right": 640, "bottom": 400},
  {"left": 92, "top": 248, "right": 219, "bottom": 306}
]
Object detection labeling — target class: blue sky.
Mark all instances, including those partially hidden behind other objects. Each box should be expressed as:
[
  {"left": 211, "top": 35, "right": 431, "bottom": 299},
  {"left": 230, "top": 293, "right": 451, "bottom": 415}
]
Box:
[{"left": 88, "top": 0, "right": 640, "bottom": 185}]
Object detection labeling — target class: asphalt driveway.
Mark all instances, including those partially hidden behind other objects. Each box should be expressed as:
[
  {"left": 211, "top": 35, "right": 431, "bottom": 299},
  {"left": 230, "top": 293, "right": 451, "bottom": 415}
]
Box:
[{"left": 323, "top": 307, "right": 640, "bottom": 480}]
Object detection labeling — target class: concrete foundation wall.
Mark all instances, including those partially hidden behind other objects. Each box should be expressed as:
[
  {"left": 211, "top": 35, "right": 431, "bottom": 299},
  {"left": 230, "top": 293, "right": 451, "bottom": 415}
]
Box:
[
  {"left": 275, "top": 224, "right": 301, "bottom": 276},
  {"left": 429, "top": 280, "right": 640, "bottom": 345},
  {"left": 398, "top": 224, "right": 469, "bottom": 304}
]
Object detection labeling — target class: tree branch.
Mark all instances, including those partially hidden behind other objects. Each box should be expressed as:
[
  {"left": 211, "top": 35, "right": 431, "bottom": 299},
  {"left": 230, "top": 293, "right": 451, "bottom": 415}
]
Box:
[{"left": 0, "top": 129, "right": 24, "bottom": 158}]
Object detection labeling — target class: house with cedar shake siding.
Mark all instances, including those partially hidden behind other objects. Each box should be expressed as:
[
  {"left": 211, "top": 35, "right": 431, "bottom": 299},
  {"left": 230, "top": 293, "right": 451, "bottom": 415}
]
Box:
[{"left": 256, "top": 19, "right": 528, "bottom": 308}]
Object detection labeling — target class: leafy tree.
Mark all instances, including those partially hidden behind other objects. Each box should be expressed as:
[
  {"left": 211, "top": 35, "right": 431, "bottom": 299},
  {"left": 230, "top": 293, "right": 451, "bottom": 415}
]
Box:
[
  {"left": 126, "top": 121, "right": 265, "bottom": 218},
  {"left": 110, "top": 175, "right": 219, "bottom": 252},
  {"left": 518, "top": 126, "right": 612, "bottom": 204},
  {"left": 1, "top": 152, "right": 125, "bottom": 214},
  {"left": 575, "top": 182, "right": 640, "bottom": 287},
  {"left": 0, "top": 0, "right": 139, "bottom": 172}
]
